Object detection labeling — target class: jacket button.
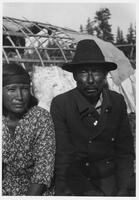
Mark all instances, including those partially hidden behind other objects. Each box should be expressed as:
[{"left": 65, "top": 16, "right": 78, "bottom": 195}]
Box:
[
  {"left": 85, "top": 162, "right": 90, "bottom": 166},
  {"left": 111, "top": 137, "right": 115, "bottom": 141},
  {"left": 93, "top": 120, "right": 98, "bottom": 126},
  {"left": 89, "top": 140, "right": 92, "bottom": 144}
]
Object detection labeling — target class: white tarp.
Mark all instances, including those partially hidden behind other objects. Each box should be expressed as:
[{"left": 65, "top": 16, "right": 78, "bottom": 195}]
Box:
[
  {"left": 32, "top": 66, "right": 76, "bottom": 111},
  {"left": 107, "top": 72, "right": 136, "bottom": 113}
]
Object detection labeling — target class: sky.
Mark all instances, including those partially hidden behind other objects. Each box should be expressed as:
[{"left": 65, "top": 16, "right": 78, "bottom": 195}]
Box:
[{"left": 2, "top": 1, "right": 136, "bottom": 39}]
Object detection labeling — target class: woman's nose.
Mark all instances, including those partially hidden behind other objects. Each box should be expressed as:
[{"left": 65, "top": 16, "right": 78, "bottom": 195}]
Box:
[{"left": 16, "top": 89, "right": 23, "bottom": 100}]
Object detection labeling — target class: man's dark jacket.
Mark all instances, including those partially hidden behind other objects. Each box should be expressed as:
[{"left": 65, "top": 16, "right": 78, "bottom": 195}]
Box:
[{"left": 50, "top": 88, "right": 135, "bottom": 196}]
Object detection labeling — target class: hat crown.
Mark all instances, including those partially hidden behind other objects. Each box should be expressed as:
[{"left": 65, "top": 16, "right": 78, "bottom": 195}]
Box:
[
  {"left": 62, "top": 39, "right": 117, "bottom": 72},
  {"left": 72, "top": 39, "right": 105, "bottom": 63}
]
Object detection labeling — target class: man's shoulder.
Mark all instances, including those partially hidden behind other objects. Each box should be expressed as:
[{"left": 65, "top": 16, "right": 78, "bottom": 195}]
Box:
[
  {"left": 108, "top": 89, "right": 124, "bottom": 102},
  {"left": 108, "top": 89, "right": 122, "bottom": 97},
  {"left": 52, "top": 88, "right": 76, "bottom": 103}
]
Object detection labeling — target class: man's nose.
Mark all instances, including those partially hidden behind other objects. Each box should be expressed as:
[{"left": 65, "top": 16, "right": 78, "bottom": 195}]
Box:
[{"left": 87, "top": 72, "right": 94, "bottom": 83}]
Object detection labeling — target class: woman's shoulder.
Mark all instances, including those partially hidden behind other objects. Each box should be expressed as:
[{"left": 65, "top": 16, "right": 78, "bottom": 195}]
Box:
[
  {"left": 28, "top": 106, "right": 51, "bottom": 118},
  {"left": 23, "top": 106, "right": 54, "bottom": 131}
]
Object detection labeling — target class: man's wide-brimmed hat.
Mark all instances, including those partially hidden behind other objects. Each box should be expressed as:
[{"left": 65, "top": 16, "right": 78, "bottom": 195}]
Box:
[{"left": 62, "top": 39, "right": 117, "bottom": 72}]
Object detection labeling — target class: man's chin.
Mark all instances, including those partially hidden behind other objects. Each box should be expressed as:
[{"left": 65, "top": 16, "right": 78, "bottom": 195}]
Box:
[{"left": 84, "top": 90, "right": 99, "bottom": 97}]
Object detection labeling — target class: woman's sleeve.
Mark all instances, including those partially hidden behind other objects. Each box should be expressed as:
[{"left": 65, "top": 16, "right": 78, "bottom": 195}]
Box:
[{"left": 31, "top": 109, "right": 56, "bottom": 187}]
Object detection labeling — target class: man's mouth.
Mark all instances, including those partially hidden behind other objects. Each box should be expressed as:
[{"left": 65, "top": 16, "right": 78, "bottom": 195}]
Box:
[{"left": 86, "top": 87, "right": 98, "bottom": 92}]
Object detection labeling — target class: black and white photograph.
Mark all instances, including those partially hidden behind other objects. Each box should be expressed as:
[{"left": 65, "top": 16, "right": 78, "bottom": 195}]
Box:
[{"left": 1, "top": 0, "right": 136, "bottom": 198}]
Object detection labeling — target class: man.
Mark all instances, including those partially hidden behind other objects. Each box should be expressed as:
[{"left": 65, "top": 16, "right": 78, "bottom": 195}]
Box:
[{"left": 50, "top": 39, "right": 135, "bottom": 196}]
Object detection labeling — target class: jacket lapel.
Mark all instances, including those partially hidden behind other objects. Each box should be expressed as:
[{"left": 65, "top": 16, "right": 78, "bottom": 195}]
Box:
[
  {"left": 72, "top": 88, "right": 112, "bottom": 140},
  {"left": 90, "top": 89, "right": 112, "bottom": 140}
]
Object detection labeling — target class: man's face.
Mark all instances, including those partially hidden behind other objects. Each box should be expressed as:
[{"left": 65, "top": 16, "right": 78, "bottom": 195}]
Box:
[{"left": 73, "top": 66, "right": 107, "bottom": 99}]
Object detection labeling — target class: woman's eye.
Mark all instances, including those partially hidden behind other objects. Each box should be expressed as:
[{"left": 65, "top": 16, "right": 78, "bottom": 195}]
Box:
[
  {"left": 22, "top": 88, "right": 30, "bottom": 93},
  {"left": 22, "top": 87, "right": 29, "bottom": 90},
  {"left": 8, "top": 88, "right": 16, "bottom": 92},
  {"left": 24, "top": 86, "right": 30, "bottom": 90}
]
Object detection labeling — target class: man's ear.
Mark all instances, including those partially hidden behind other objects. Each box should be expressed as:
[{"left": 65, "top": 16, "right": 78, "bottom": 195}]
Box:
[{"left": 104, "top": 71, "right": 108, "bottom": 76}]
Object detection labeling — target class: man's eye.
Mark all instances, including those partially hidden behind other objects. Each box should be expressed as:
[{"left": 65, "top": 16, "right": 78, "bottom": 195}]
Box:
[{"left": 80, "top": 70, "right": 87, "bottom": 73}]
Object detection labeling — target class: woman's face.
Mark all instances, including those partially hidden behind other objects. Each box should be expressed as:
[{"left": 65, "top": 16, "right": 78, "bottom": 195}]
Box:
[{"left": 3, "top": 83, "right": 31, "bottom": 115}]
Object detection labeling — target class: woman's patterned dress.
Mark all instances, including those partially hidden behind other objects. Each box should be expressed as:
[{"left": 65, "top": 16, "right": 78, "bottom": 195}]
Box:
[{"left": 2, "top": 106, "right": 55, "bottom": 195}]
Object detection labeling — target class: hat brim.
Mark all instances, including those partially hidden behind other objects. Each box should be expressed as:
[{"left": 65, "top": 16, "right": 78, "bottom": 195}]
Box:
[{"left": 62, "top": 61, "right": 117, "bottom": 72}]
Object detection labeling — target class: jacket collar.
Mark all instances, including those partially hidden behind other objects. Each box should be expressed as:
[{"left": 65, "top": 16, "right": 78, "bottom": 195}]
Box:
[
  {"left": 101, "top": 88, "right": 112, "bottom": 113},
  {"left": 73, "top": 87, "right": 112, "bottom": 114}
]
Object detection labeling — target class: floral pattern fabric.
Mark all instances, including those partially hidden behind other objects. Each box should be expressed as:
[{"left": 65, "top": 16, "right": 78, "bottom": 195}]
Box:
[{"left": 2, "top": 106, "right": 55, "bottom": 196}]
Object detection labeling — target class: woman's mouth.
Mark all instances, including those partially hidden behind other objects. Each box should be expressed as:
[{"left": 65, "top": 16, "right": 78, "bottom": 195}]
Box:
[{"left": 13, "top": 103, "right": 25, "bottom": 108}]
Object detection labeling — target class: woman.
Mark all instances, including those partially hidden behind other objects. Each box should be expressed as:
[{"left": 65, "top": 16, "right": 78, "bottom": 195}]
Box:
[{"left": 2, "top": 63, "right": 55, "bottom": 196}]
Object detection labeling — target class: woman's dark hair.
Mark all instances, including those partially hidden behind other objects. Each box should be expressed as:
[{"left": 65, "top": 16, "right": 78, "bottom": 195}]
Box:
[
  {"left": 3, "top": 63, "right": 30, "bottom": 86},
  {"left": 28, "top": 95, "right": 38, "bottom": 108}
]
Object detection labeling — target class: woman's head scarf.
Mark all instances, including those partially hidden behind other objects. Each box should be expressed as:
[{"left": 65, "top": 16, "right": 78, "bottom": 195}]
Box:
[
  {"left": 3, "top": 63, "right": 30, "bottom": 87},
  {"left": 2, "top": 63, "right": 38, "bottom": 115}
]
